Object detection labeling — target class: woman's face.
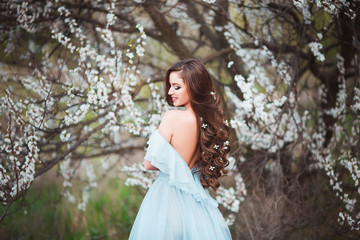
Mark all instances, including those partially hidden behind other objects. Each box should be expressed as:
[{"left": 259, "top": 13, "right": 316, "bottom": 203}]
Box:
[{"left": 168, "top": 71, "right": 191, "bottom": 109}]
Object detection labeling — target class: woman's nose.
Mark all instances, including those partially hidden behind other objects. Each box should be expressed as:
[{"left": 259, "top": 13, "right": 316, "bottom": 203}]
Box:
[{"left": 168, "top": 87, "right": 173, "bottom": 95}]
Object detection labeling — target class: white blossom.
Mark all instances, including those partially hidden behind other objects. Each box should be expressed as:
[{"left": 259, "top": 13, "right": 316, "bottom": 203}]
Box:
[
  {"left": 293, "top": 0, "right": 311, "bottom": 24},
  {"left": 309, "top": 42, "right": 325, "bottom": 62}
]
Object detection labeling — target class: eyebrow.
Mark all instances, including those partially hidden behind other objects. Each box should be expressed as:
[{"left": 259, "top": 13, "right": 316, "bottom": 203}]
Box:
[{"left": 169, "top": 79, "right": 182, "bottom": 85}]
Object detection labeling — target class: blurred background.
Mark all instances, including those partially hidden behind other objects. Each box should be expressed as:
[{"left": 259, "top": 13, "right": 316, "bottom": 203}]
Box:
[{"left": 0, "top": 0, "right": 360, "bottom": 239}]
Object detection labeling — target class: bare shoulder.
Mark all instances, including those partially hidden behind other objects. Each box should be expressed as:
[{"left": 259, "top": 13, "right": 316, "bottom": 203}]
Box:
[
  {"left": 158, "top": 110, "right": 197, "bottom": 142},
  {"left": 165, "top": 110, "right": 196, "bottom": 126},
  {"left": 162, "top": 109, "right": 182, "bottom": 120},
  {"left": 158, "top": 110, "right": 180, "bottom": 142}
]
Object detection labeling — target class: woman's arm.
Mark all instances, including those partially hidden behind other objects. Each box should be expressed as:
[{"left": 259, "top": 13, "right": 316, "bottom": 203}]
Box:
[
  {"left": 143, "top": 111, "right": 175, "bottom": 171},
  {"left": 144, "top": 159, "right": 158, "bottom": 170}
]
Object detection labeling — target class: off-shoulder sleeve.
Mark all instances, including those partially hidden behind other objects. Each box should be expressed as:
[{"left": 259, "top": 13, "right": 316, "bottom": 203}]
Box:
[{"left": 144, "top": 130, "right": 218, "bottom": 207}]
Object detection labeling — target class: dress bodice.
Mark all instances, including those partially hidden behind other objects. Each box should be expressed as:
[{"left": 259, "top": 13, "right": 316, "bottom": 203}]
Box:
[{"left": 145, "top": 130, "right": 218, "bottom": 207}]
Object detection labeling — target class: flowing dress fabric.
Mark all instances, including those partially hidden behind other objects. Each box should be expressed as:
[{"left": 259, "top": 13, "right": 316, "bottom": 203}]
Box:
[{"left": 129, "top": 130, "right": 232, "bottom": 240}]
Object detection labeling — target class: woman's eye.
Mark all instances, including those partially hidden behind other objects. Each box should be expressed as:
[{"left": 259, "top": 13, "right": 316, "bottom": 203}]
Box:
[{"left": 174, "top": 86, "right": 180, "bottom": 90}]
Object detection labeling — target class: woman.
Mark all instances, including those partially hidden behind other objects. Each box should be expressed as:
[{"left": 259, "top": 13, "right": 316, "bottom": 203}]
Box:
[{"left": 129, "top": 59, "right": 232, "bottom": 240}]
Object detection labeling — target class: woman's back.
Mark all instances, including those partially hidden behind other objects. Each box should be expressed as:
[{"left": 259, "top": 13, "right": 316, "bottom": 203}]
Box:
[{"left": 158, "top": 110, "right": 199, "bottom": 170}]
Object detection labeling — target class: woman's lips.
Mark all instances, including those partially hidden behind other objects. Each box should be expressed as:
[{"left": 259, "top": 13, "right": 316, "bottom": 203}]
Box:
[{"left": 172, "top": 97, "right": 177, "bottom": 102}]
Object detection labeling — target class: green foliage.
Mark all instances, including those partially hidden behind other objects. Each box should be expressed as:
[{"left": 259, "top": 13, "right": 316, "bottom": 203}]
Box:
[{"left": 0, "top": 176, "right": 142, "bottom": 240}]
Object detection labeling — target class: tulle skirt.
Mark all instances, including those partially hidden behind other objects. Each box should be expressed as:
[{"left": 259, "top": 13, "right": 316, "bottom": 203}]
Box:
[{"left": 129, "top": 172, "right": 232, "bottom": 240}]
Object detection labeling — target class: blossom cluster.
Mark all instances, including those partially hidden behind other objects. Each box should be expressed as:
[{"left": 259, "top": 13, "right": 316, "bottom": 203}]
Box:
[
  {"left": 309, "top": 42, "right": 325, "bottom": 62},
  {"left": 215, "top": 157, "right": 247, "bottom": 226},
  {"left": 293, "top": 0, "right": 311, "bottom": 24},
  {"left": 0, "top": 0, "right": 159, "bottom": 212},
  {"left": 223, "top": 28, "right": 309, "bottom": 153},
  {"left": 122, "top": 163, "right": 158, "bottom": 189},
  {"left": 221, "top": 1, "right": 360, "bottom": 231},
  {"left": 301, "top": 51, "right": 360, "bottom": 231}
]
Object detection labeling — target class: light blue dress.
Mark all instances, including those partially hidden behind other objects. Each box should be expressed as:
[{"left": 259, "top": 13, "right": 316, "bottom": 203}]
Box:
[{"left": 129, "top": 130, "right": 232, "bottom": 240}]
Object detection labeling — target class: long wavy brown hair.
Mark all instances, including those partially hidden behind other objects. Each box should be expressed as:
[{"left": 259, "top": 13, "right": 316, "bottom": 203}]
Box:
[{"left": 164, "top": 59, "right": 230, "bottom": 191}]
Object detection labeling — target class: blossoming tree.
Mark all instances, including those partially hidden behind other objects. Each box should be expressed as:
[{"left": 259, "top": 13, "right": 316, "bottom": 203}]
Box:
[{"left": 0, "top": 0, "right": 359, "bottom": 238}]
